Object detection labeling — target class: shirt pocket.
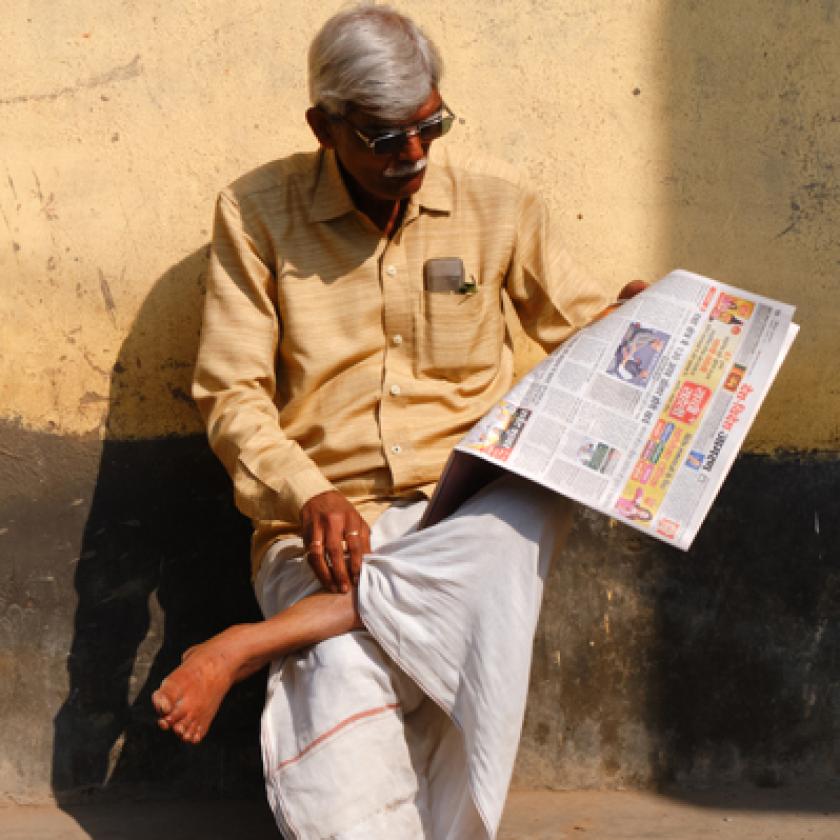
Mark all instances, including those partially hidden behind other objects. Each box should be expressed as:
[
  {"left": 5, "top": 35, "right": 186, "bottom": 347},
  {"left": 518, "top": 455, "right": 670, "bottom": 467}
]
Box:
[{"left": 414, "top": 284, "right": 503, "bottom": 381}]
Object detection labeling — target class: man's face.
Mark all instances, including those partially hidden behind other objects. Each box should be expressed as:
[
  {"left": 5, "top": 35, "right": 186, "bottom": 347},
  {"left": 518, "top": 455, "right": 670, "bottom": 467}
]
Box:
[{"left": 313, "top": 89, "right": 444, "bottom": 204}]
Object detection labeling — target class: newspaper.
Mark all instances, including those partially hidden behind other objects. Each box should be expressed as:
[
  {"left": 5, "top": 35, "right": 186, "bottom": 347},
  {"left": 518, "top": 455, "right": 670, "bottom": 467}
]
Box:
[{"left": 420, "top": 269, "right": 799, "bottom": 550}]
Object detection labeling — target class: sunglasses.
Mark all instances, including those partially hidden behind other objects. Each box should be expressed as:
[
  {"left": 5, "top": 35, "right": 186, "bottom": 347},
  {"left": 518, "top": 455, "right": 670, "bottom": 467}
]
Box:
[{"left": 332, "top": 103, "right": 457, "bottom": 156}]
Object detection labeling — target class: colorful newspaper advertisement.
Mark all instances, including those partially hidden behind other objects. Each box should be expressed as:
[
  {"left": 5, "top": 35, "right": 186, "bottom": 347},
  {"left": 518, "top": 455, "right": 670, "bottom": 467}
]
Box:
[{"left": 421, "top": 269, "right": 799, "bottom": 550}]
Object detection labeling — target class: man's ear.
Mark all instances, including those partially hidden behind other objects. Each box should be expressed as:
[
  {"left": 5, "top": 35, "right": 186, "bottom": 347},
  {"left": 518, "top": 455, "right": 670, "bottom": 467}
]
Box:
[{"left": 306, "top": 107, "right": 336, "bottom": 149}]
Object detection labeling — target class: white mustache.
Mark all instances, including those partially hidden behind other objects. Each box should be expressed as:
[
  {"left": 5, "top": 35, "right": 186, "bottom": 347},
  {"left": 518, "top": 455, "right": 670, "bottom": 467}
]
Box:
[{"left": 383, "top": 158, "right": 428, "bottom": 178}]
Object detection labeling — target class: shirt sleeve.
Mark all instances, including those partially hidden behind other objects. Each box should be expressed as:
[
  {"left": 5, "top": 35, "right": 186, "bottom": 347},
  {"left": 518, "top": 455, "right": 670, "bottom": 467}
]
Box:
[
  {"left": 505, "top": 187, "right": 615, "bottom": 352},
  {"left": 192, "top": 189, "right": 334, "bottom": 523}
]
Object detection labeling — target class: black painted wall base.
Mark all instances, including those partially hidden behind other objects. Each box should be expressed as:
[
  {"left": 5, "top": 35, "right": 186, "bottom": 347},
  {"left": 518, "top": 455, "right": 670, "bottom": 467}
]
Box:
[
  {"left": 0, "top": 420, "right": 838, "bottom": 801},
  {"left": 524, "top": 449, "right": 840, "bottom": 790},
  {"left": 0, "top": 423, "right": 260, "bottom": 802}
]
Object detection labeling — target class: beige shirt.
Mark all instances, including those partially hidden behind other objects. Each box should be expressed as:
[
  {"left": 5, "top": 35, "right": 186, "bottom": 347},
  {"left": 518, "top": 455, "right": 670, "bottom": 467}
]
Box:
[{"left": 193, "top": 144, "right": 614, "bottom": 573}]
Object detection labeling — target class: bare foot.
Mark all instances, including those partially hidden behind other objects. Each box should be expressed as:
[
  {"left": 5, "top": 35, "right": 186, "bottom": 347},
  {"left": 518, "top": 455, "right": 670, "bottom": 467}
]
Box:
[
  {"left": 152, "top": 591, "right": 362, "bottom": 744},
  {"left": 152, "top": 625, "right": 254, "bottom": 744}
]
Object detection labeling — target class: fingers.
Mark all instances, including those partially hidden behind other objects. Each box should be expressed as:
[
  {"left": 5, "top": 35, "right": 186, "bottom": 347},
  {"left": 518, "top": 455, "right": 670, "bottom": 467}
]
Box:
[
  {"left": 595, "top": 280, "right": 650, "bottom": 321},
  {"left": 307, "top": 528, "right": 369, "bottom": 592},
  {"left": 305, "top": 512, "right": 335, "bottom": 591},
  {"left": 344, "top": 525, "right": 370, "bottom": 587},
  {"left": 300, "top": 491, "right": 371, "bottom": 593},
  {"left": 344, "top": 530, "right": 362, "bottom": 586},
  {"left": 302, "top": 499, "right": 334, "bottom": 592},
  {"left": 325, "top": 526, "right": 350, "bottom": 594},
  {"left": 309, "top": 514, "right": 350, "bottom": 594},
  {"left": 306, "top": 540, "right": 334, "bottom": 592},
  {"left": 618, "top": 279, "right": 648, "bottom": 300},
  {"left": 595, "top": 291, "right": 627, "bottom": 319}
]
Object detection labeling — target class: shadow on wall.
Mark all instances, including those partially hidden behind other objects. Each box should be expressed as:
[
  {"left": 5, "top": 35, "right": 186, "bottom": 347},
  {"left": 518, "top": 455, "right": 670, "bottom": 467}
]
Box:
[
  {"left": 517, "top": 0, "right": 840, "bottom": 804},
  {"left": 652, "top": 0, "right": 840, "bottom": 796},
  {"left": 50, "top": 248, "right": 267, "bottom": 808},
  {"left": 523, "top": 451, "right": 840, "bottom": 798},
  {"left": 643, "top": 453, "right": 840, "bottom": 792}
]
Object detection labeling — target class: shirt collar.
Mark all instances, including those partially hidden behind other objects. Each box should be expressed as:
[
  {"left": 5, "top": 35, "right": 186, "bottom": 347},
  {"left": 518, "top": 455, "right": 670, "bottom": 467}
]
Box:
[
  {"left": 308, "top": 147, "right": 454, "bottom": 224},
  {"left": 308, "top": 149, "right": 356, "bottom": 223}
]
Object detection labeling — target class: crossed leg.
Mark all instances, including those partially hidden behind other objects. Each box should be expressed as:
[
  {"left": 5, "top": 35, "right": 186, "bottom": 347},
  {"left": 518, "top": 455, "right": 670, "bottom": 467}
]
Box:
[{"left": 152, "top": 589, "right": 362, "bottom": 743}]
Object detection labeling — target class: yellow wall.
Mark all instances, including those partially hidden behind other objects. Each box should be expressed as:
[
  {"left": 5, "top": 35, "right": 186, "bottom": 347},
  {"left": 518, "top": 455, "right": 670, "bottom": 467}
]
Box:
[{"left": 2, "top": 1, "right": 837, "bottom": 448}]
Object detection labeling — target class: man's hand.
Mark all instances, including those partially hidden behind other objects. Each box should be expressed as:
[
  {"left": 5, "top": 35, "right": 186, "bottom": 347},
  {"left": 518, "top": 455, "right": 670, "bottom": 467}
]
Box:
[
  {"left": 595, "top": 279, "right": 649, "bottom": 320},
  {"left": 618, "top": 279, "right": 648, "bottom": 300},
  {"left": 300, "top": 491, "right": 371, "bottom": 594}
]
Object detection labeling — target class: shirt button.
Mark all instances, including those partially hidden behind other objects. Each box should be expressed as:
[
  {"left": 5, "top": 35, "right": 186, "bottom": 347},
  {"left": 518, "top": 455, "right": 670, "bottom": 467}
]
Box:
[
  {"left": 391, "top": 334, "right": 403, "bottom": 346},
  {"left": 391, "top": 444, "right": 402, "bottom": 454},
  {"left": 389, "top": 384, "right": 401, "bottom": 396},
  {"left": 385, "top": 265, "right": 397, "bottom": 277}
]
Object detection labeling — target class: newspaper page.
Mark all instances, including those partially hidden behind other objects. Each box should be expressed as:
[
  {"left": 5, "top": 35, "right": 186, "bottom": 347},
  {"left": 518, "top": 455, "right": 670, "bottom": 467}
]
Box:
[{"left": 421, "top": 269, "right": 799, "bottom": 551}]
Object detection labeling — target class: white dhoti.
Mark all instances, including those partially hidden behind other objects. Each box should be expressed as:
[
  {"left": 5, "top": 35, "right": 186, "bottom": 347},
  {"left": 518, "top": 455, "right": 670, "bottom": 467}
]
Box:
[{"left": 255, "top": 476, "right": 572, "bottom": 840}]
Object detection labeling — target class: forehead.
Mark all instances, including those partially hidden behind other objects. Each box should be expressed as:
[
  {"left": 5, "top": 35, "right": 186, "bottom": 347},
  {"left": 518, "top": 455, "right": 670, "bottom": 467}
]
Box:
[{"left": 348, "top": 89, "right": 443, "bottom": 130}]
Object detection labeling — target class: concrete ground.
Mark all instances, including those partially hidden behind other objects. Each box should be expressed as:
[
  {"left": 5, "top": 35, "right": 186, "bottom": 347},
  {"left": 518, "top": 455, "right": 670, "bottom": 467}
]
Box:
[{"left": 1, "top": 788, "right": 839, "bottom": 840}]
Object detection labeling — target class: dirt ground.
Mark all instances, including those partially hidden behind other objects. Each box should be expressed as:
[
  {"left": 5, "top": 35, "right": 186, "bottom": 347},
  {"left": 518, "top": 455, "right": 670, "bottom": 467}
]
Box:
[{"left": 1, "top": 787, "right": 839, "bottom": 839}]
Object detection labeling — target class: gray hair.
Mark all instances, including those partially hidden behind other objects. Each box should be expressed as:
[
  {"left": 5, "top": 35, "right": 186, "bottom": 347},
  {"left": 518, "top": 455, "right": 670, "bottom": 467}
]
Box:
[{"left": 308, "top": 4, "right": 443, "bottom": 120}]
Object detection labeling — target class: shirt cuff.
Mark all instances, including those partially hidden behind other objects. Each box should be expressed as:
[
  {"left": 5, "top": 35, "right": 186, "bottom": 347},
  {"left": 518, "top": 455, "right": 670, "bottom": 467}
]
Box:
[{"left": 283, "top": 468, "right": 337, "bottom": 519}]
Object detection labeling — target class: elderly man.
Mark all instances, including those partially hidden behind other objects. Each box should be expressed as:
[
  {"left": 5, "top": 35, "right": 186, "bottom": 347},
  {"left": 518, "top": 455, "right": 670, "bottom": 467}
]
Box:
[{"left": 153, "top": 5, "right": 641, "bottom": 838}]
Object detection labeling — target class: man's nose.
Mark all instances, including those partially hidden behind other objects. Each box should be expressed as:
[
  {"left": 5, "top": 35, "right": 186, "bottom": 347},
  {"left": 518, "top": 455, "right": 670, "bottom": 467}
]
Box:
[{"left": 399, "top": 129, "right": 426, "bottom": 160}]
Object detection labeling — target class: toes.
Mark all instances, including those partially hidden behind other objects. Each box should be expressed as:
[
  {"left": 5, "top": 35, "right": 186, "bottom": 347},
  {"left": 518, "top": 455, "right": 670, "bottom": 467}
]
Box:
[
  {"left": 167, "top": 699, "right": 190, "bottom": 726},
  {"left": 174, "top": 718, "right": 204, "bottom": 744},
  {"left": 152, "top": 688, "right": 172, "bottom": 716},
  {"left": 185, "top": 722, "right": 203, "bottom": 744}
]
